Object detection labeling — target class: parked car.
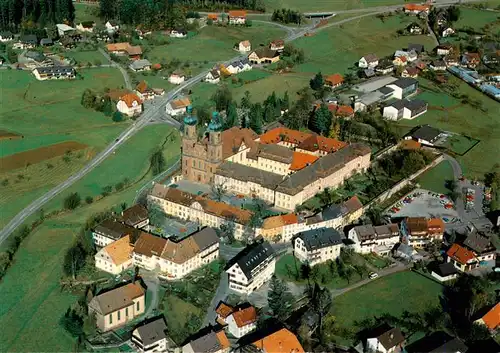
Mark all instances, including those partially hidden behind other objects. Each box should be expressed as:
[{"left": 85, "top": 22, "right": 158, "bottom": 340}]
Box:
[{"left": 369, "top": 272, "right": 379, "bottom": 279}]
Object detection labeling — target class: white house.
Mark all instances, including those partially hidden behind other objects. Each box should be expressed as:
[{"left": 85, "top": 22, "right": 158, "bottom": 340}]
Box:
[
  {"left": 168, "top": 71, "right": 185, "bottom": 85},
  {"left": 359, "top": 54, "right": 379, "bottom": 69},
  {"left": 170, "top": 29, "right": 187, "bottom": 38},
  {"left": 294, "top": 228, "right": 344, "bottom": 266},
  {"left": 386, "top": 77, "right": 419, "bottom": 99},
  {"left": 95, "top": 236, "right": 134, "bottom": 275},
  {"left": 225, "top": 305, "right": 258, "bottom": 338},
  {"left": 205, "top": 69, "right": 221, "bottom": 84},
  {"left": 431, "top": 262, "right": 459, "bottom": 282},
  {"left": 441, "top": 27, "right": 455, "bottom": 37},
  {"left": 238, "top": 40, "right": 251, "bottom": 53},
  {"left": 165, "top": 97, "right": 191, "bottom": 116},
  {"left": 228, "top": 10, "right": 247, "bottom": 25},
  {"left": 225, "top": 240, "right": 275, "bottom": 295},
  {"left": 56, "top": 23, "right": 75, "bottom": 37},
  {"left": 117, "top": 93, "right": 143, "bottom": 117},
  {"left": 430, "top": 60, "right": 447, "bottom": 71},
  {"left": 105, "top": 20, "right": 120, "bottom": 33},
  {"left": 132, "top": 317, "right": 173, "bottom": 353},
  {"left": 366, "top": 325, "right": 405, "bottom": 353},
  {"left": 347, "top": 224, "right": 400, "bottom": 255},
  {"left": 76, "top": 21, "right": 95, "bottom": 33},
  {"left": 226, "top": 59, "right": 252, "bottom": 74},
  {"left": 121, "top": 204, "right": 149, "bottom": 229},
  {"left": 436, "top": 45, "right": 452, "bottom": 56},
  {"left": 32, "top": 66, "right": 76, "bottom": 81},
  {"left": 382, "top": 99, "right": 428, "bottom": 121},
  {"left": 92, "top": 219, "right": 135, "bottom": 248},
  {"left": 129, "top": 59, "right": 152, "bottom": 72},
  {"left": 0, "top": 31, "right": 14, "bottom": 42}
]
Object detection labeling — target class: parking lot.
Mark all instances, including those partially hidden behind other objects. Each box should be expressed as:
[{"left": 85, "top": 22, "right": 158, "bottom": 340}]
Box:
[{"left": 385, "top": 188, "right": 460, "bottom": 223}]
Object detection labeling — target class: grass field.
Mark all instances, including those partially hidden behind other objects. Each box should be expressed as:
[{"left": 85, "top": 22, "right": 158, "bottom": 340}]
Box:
[
  {"left": 162, "top": 295, "right": 201, "bottom": 338},
  {"left": 292, "top": 14, "right": 436, "bottom": 75},
  {"left": 396, "top": 77, "right": 500, "bottom": 178},
  {"left": 454, "top": 7, "right": 500, "bottom": 31},
  {"left": 63, "top": 50, "right": 107, "bottom": 65},
  {"left": 74, "top": 3, "right": 101, "bottom": 24},
  {"left": 330, "top": 271, "right": 443, "bottom": 331},
  {"left": 441, "top": 134, "right": 480, "bottom": 156},
  {"left": 147, "top": 23, "right": 286, "bottom": 64},
  {"left": 416, "top": 161, "right": 455, "bottom": 194},
  {"left": 263, "top": 0, "right": 405, "bottom": 12}
]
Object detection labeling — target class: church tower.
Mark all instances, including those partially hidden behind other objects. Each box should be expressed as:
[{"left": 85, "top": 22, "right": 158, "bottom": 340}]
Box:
[
  {"left": 206, "top": 111, "right": 223, "bottom": 183},
  {"left": 182, "top": 106, "right": 198, "bottom": 179}
]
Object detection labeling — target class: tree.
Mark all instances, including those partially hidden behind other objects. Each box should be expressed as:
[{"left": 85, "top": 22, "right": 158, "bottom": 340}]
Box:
[
  {"left": 112, "top": 111, "right": 123, "bottom": 122},
  {"left": 63, "top": 242, "right": 87, "bottom": 279},
  {"left": 308, "top": 283, "right": 332, "bottom": 338},
  {"left": 366, "top": 205, "right": 383, "bottom": 225},
  {"left": 401, "top": 151, "right": 425, "bottom": 177},
  {"left": 241, "top": 90, "right": 252, "bottom": 110},
  {"left": 248, "top": 103, "right": 263, "bottom": 134},
  {"left": 184, "top": 313, "right": 202, "bottom": 336},
  {"left": 83, "top": 313, "right": 97, "bottom": 337},
  {"left": 224, "top": 102, "right": 238, "bottom": 129},
  {"left": 447, "top": 6, "right": 461, "bottom": 22},
  {"left": 309, "top": 72, "right": 324, "bottom": 91},
  {"left": 60, "top": 308, "right": 83, "bottom": 337},
  {"left": 81, "top": 89, "right": 96, "bottom": 109},
  {"left": 212, "top": 85, "right": 232, "bottom": 112},
  {"left": 85, "top": 196, "right": 93, "bottom": 204},
  {"left": 282, "top": 91, "right": 290, "bottom": 111},
  {"left": 211, "top": 181, "right": 227, "bottom": 202},
  {"left": 310, "top": 103, "right": 332, "bottom": 135},
  {"left": 101, "top": 96, "right": 113, "bottom": 116},
  {"left": 64, "top": 192, "right": 81, "bottom": 210},
  {"left": 150, "top": 149, "right": 166, "bottom": 175},
  {"left": 219, "top": 220, "right": 236, "bottom": 243},
  {"left": 268, "top": 275, "right": 293, "bottom": 321}
]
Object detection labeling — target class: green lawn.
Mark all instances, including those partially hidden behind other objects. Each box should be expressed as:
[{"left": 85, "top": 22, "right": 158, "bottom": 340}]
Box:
[
  {"left": 162, "top": 295, "right": 201, "bottom": 337},
  {"left": 331, "top": 271, "right": 443, "bottom": 330},
  {"left": 263, "top": 0, "right": 405, "bottom": 12},
  {"left": 396, "top": 77, "right": 500, "bottom": 179},
  {"left": 74, "top": 3, "right": 101, "bottom": 24},
  {"left": 442, "top": 134, "right": 480, "bottom": 156},
  {"left": 63, "top": 50, "right": 107, "bottom": 65},
  {"left": 454, "top": 7, "right": 500, "bottom": 31},
  {"left": 292, "top": 14, "right": 436, "bottom": 75},
  {"left": 416, "top": 161, "right": 455, "bottom": 194},
  {"left": 147, "top": 23, "right": 286, "bottom": 64}
]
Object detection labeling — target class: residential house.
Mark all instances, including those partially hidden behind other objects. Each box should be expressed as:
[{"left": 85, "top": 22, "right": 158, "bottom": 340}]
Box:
[
  {"left": 359, "top": 54, "right": 379, "bottom": 68},
  {"left": 165, "top": 97, "right": 191, "bottom": 116},
  {"left": 95, "top": 236, "right": 134, "bottom": 274},
  {"left": 393, "top": 243, "right": 415, "bottom": 260},
  {"left": 117, "top": 93, "right": 143, "bottom": 117},
  {"left": 403, "top": 4, "right": 430, "bottom": 15},
  {"left": 401, "top": 217, "right": 444, "bottom": 247},
  {"left": 32, "top": 66, "right": 76, "bottom": 81},
  {"left": 446, "top": 243, "right": 478, "bottom": 272},
  {"left": 270, "top": 39, "right": 285, "bottom": 52},
  {"left": 40, "top": 38, "right": 53, "bottom": 46},
  {"left": 405, "top": 125, "right": 443, "bottom": 146},
  {"left": 168, "top": 71, "right": 185, "bottom": 84},
  {"left": 56, "top": 23, "right": 75, "bottom": 37},
  {"left": 402, "top": 67, "right": 419, "bottom": 78},
  {"left": 238, "top": 40, "right": 251, "bottom": 52},
  {"left": 248, "top": 47, "right": 280, "bottom": 64},
  {"left": 408, "top": 43, "right": 424, "bottom": 55},
  {"left": 92, "top": 219, "right": 135, "bottom": 247},
  {"left": 135, "top": 81, "right": 155, "bottom": 101},
  {"left": 14, "top": 34, "right": 38, "bottom": 49},
  {"left": 205, "top": 69, "right": 220, "bottom": 84},
  {"left": 436, "top": 44, "right": 453, "bottom": 56},
  {"left": 382, "top": 99, "right": 428, "bottom": 120},
  {"left": 407, "top": 23, "right": 423, "bottom": 34},
  {"left": 105, "top": 20, "right": 120, "bottom": 33},
  {"left": 24, "top": 50, "right": 51, "bottom": 67},
  {"left": 430, "top": 60, "right": 447, "bottom": 71},
  {"left": 444, "top": 55, "right": 459, "bottom": 67},
  {"left": 260, "top": 213, "right": 301, "bottom": 243},
  {"left": 226, "top": 59, "right": 252, "bottom": 74},
  {"left": 366, "top": 324, "right": 405, "bottom": 353},
  {"left": 170, "top": 28, "right": 187, "bottom": 38},
  {"left": 474, "top": 303, "right": 500, "bottom": 332},
  {"left": 228, "top": 10, "right": 247, "bottom": 25},
  {"left": 364, "top": 68, "right": 376, "bottom": 78},
  {"left": 250, "top": 327, "right": 305, "bottom": 353},
  {"left": 294, "top": 228, "right": 344, "bottom": 266},
  {"left": 335, "top": 105, "right": 355, "bottom": 119},
  {"left": 406, "top": 331, "right": 468, "bottom": 353},
  {"left": 106, "top": 43, "right": 142, "bottom": 60},
  {"left": 182, "top": 328, "right": 230, "bottom": 353},
  {"left": 347, "top": 224, "right": 400, "bottom": 255},
  {"left": 133, "top": 232, "right": 167, "bottom": 272},
  {"left": 76, "top": 21, "right": 95, "bottom": 33},
  {"left": 88, "top": 282, "right": 146, "bottom": 332},
  {"left": 463, "top": 232, "right": 497, "bottom": 263},
  {"left": 431, "top": 262, "right": 459, "bottom": 282},
  {"left": 441, "top": 27, "right": 455, "bottom": 38},
  {"left": 0, "top": 31, "right": 13, "bottom": 42},
  {"left": 324, "top": 73, "right": 344, "bottom": 89},
  {"left": 376, "top": 61, "right": 395, "bottom": 75},
  {"left": 224, "top": 304, "right": 258, "bottom": 338},
  {"left": 129, "top": 59, "right": 152, "bottom": 72},
  {"left": 131, "top": 317, "right": 173, "bottom": 353},
  {"left": 121, "top": 204, "right": 149, "bottom": 228},
  {"left": 215, "top": 302, "right": 234, "bottom": 326},
  {"left": 386, "top": 78, "right": 419, "bottom": 99},
  {"left": 395, "top": 49, "right": 417, "bottom": 62},
  {"left": 225, "top": 239, "right": 275, "bottom": 294},
  {"left": 393, "top": 55, "right": 408, "bottom": 67},
  {"left": 207, "top": 14, "right": 218, "bottom": 22},
  {"left": 461, "top": 52, "right": 481, "bottom": 69}
]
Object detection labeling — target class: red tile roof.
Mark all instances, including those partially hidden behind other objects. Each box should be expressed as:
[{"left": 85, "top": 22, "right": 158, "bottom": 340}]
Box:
[
  {"left": 427, "top": 218, "right": 444, "bottom": 234},
  {"left": 404, "top": 4, "right": 430, "bottom": 11},
  {"left": 324, "top": 73, "right": 344, "bottom": 86},
  {"left": 336, "top": 105, "right": 354, "bottom": 117},
  {"left": 120, "top": 93, "right": 143, "bottom": 108},
  {"left": 207, "top": 13, "right": 218, "bottom": 20},
  {"left": 479, "top": 303, "right": 500, "bottom": 330},
  {"left": 447, "top": 243, "right": 476, "bottom": 265},
  {"left": 229, "top": 10, "right": 247, "bottom": 17},
  {"left": 259, "top": 127, "right": 310, "bottom": 145},
  {"left": 299, "top": 134, "right": 347, "bottom": 153},
  {"left": 290, "top": 151, "right": 318, "bottom": 171},
  {"left": 215, "top": 302, "right": 234, "bottom": 319},
  {"left": 253, "top": 328, "right": 305, "bottom": 353},
  {"left": 231, "top": 306, "right": 257, "bottom": 328}
]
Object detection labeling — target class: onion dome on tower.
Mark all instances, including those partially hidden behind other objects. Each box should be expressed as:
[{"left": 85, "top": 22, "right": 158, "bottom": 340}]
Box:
[
  {"left": 208, "top": 111, "right": 223, "bottom": 132},
  {"left": 183, "top": 105, "right": 197, "bottom": 125}
]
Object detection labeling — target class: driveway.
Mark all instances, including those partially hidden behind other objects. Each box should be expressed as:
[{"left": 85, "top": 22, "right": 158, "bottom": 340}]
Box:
[{"left": 203, "top": 273, "right": 229, "bottom": 326}]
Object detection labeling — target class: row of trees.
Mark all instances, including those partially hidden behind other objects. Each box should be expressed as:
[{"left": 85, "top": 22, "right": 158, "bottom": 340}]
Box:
[
  {"left": 0, "top": 0, "right": 75, "bottom": 31},
  {"left": 271, "top": 8, "right": 303, "bottom": 24}
]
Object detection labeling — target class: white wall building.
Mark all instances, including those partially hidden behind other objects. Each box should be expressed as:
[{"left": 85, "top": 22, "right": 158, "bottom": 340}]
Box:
[
  {"left": 95, "top": 236, "right": 134, "bottom": 275},
  {"left": 168, "top": 72, "right": 185, "bottom": 85},
  {"left": 294, "top": 228, "right": 344, "bottom": 266},
  {"left": 359, "top": 54, "right": 379, "bottom": 69},
  {"left": 131, "top": 317, "right": 172, "bottom": 353},
  {"left": 92, "top": 219, "right": 135, "bottom": 248},
  {"left": 225, "top": 306, "right": 258, "bottom": 338},
  {"left": 117, "top": 93, "right": 143, "bottom": 117},
  {"left": 347, "top": 224, "right": 400, "bottom": 255},
  {"left": 382, "top": 99, "right": 428, "bottom": 121},
  {"left": 366, "top": 325, "right": 405, "bottom": 353},
  {"left": 165, "top": 97, "right": 191, "bottom": 116}
]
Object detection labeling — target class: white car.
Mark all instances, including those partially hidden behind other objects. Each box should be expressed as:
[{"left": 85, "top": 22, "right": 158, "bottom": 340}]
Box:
[{"left": 369, "top": 272, "right": 379, "bottom": 279}]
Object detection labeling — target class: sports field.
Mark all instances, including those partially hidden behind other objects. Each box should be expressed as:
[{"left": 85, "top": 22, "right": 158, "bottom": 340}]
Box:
[
  {"left": 293, "top": 14, "right": 436, "bottom": 75},
  {"left": 263, "top": 0, "right": 405, "bottom": 12}
]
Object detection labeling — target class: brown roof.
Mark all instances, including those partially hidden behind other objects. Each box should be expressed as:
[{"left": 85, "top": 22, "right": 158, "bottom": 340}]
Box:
[
  {"left": 240, "top": 40, "right": 251, "bottom": 48},
  {"left": 216, "top": 331, "right": 231, "bottom": 349},
  {"left": 221, "top": 127, "right": 258, "bottom": 159},
  {"left": 170, "top": 97, "right": 191, "bottom": 110},
  {"left": 106, "top": 42, "right": 142, "bottom": 56},
  {"left": 370, "top": 325, "right": 405, "bottom": 350},
  {"left": 405, "top": 67, "right": 420, "bottom": 76},
  {"left": 406, "top": 217, "right": 428, "bottom": 234},
  {"left": 121, "top": 204, "right": 148, "bottom": 226},
  {"left": 136, "top": 80, "right": 149, "bottom": 94},
  {"left": 231, "top": 306, "right": 257, "bottom": 328},
  {"left": 215, "top": 302, "right": 234, "bottom": 319},
  {"left": 102, "top": 235, "right": 133, "bottom": 265},
  {"left": 251, "top": 47, "right": 280, "bottom": 60},
  {"left": 89, "top": 283, "right": 145, "bottom": 315},
  {"left": 161, "top": 236, "right": 200, "bottom": 264},
  {"left": 342, "top": 195, "right": 363, "bottom": 214},
  {"left": 262, "top": 214, "right": 299, "bottom": 229},
  {"left": 228, "top": 10, "right": 247, "bottom": 18},
  {"left": 134, "top": 232, "right": 167, "bottom": 257},
  {"left": 270, "top": 39, "right": 284, "bottom": 47}
]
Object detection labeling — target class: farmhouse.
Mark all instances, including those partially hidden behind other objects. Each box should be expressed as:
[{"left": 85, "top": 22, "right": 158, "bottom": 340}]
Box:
[
  {"left": 132, "top": 317, "right": 174, "bottom": 353},
  {"left": 248, "top": 47, "right": 280, "bottom": 64},
  {"left": 165, "top": 97, "right": 191, "bottom": 116},
  {"left": 92, "top": 219, "right": 135, "bottom": 247},
  {"left": 106, "top": 42, "right": 143, "bottom": 59},
  {"left": 88, "top": 283, "right": 145, "bottom": 332},
  {"left": 95, "top": 235, "right": 134, "bottom": 275},
  {"left": 382, "top": 99, "right": 428, "bottom": 120},
  {"left": 294, "top": 228, "right": 344, "bottom": 266},
  {"left": 403, "top": 3, "right": 430, "bottom": 14},
  {"left": 228, "top": 10, "right": 247, "bottom": 25},
  {"left": 359, "top": 54, "right": 379, "bottom": 68},
  {"left": 238, "top": 40, "right": 251, "bottom": 52},
  {"left": 270, "top": 39, "right": 285, "bottom": 52},
  {"left": 225, "top": 239, "right": 275, "bottom": 294},
  {"left": 117, "top": 93, "right": 143, "bottom": 117},
  {"left": 205, "top": 69, "right": 220, "bottom": 84},
  {"left": 324, "top": 73, "right": 344, "bottom": 88},
  {"left": 347, "top": 224, "right": 400, "bottom": 255},
  {"left": 168, "top": 71, "right": 186, "bottom": 84}
]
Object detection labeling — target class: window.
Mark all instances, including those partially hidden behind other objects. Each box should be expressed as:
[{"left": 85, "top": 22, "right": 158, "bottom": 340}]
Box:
[
  {"left": 136, "top": 301, "right": 140, "bottom": 311},
  {"left": 117, "top": 310, "right": 121, "bottom": 321},
  {"left": 109, "top": 313, "right": 113, "bottom": 324}
]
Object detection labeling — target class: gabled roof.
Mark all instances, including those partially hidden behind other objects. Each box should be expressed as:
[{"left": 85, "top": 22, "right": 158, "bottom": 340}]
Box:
[
  {"left": 94, "top": 219, "right": 135, "bottom": 240},
  {"left": 290, "top": 151, "right": 319, "bottom": 171},
  {"left": 101, "top": 235, "right": 133, "bottom": 266},
  {"left": 169, "top": 97, "right": 191, "bottom": 109},
  {"left": 120, "top": 92, "right": 143, "bottom": 108},
  {"left": 362, "top": 53, "right": 378, "bottom": 63},
  {"left": 409, "top": 125, "right": 442, "bottom": 142},
  {"left": 133, "top": 317, "right": 168, "bottom": 347},
  {"left": 121, "top": 204, "right": 148, "bottom": 226},
  {"left": 215, "top": 302, "right": 234, "bottom": 319},
  {"left": 342, "top": 195, "right": 364, "bottom": 214},
  {"left": 134, "top": 232, "right": 167, "bottom": 257},
  {"left": 478, "top": 303, "right": 500, "bottom": 330},
  {"left": 130, "top": 59, "right": 151, "bottom": 69},
  {"left": 221, "top": 127, "right": 258, "bottom": 159},
  {"left": 388, "top": 77, "right": 417, "bottom": 89},
  {"left": 447, "top": 243, "right": 476, "bottom": 265},
  {"left": 404, "top": 3, "right": 430, "bottom": 11},
  {"left": 367, "top": 324, "right": 405, "bottom": 350},
  {"left": 251, "top": 47, "right": 279, "bottom": 59},
  {"left": 187, "top": 329, "right": 230, "bottom": 353},
  {"left": 225, "top": 240, "right": 275, "bottom": 280},
  {"left": 252, "top": 328, "right": 305, "bottom": 353},
  {"left": 406, "top": 331, "right": 468, "bottom": 353},
  {"left": 240, "top": 40, "right": 251, "bottom": 48},
  {"left": 324, "top": 73, "right": 344, "bottom": 86},
  {"left": 228, "top": 10, "right": 247, "bottom": 17},
  {"left": 161, "top": 227, "right": 219, "bottom": 264},
  {"left": 295, "top": 227, "right": 343, "bottom": 251},
  {"left": 463, "top": 232, "right": 492, "bottom": 254},
  {"left": 230, "top": 305, "right": 257, "bottom": 328},
  {"left": 262, "top": 213, "right": 299, "bottom": 229},
  {"left": 90, "top": 283, "right": 145, "bottom": 315}
]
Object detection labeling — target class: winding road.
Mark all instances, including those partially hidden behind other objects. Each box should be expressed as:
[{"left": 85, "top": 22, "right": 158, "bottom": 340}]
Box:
[{"left": 0, "top": 0, "right": 483, "bottom": 244}]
